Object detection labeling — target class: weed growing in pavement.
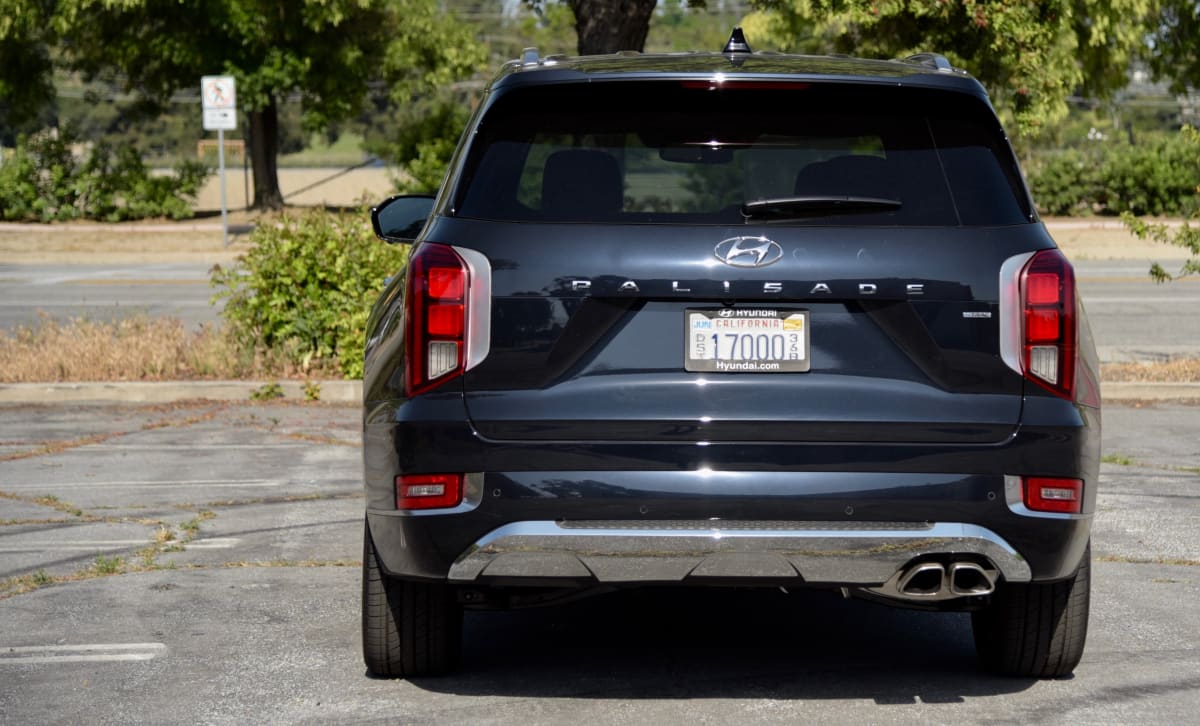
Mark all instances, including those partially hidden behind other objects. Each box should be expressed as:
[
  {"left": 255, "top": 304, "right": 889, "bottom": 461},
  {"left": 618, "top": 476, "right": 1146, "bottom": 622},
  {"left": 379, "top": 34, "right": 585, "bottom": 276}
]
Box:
[
  {"left": 1102, "top": 453, "right": 1137, "bottom": 466},
  {"left": 91, "top": 554, "right": 126, "bottom": 575},
  {"left": 179, "top": 510, "right": 216, "bottom": 539},
  {"left": 304, "top": 380, "right": 322, "bottom": 401},
  {"left": 251, "top": 382, "right": 285, "bottom": 401},
  {"left": 30, "top": 569, "right": 52, "bottom": 585}
]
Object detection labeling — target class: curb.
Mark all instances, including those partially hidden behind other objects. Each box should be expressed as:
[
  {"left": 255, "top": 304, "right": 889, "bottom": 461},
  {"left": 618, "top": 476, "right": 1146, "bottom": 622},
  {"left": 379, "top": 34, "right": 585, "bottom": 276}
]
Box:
[{"left": 0, "top": 380, "right": 1197, "bottom": 405}]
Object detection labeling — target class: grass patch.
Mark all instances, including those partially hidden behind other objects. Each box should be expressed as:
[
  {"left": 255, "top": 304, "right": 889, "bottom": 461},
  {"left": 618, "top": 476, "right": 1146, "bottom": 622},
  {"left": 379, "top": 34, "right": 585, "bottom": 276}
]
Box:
[
  {"left": 1102, "top": 453, "right": 1137, "bottom": 466},
  {"left": 90, "top": 554, "right": 126, "bottom": 575},
  {"left": 0, "top": 314, "right": 338, "bottom": 382},
  {"left": 179, "top": 510, "right": 216, "bottom": 538},
  {"left": 1102, "top": 357, "right": 1200, "bottom": 383}
]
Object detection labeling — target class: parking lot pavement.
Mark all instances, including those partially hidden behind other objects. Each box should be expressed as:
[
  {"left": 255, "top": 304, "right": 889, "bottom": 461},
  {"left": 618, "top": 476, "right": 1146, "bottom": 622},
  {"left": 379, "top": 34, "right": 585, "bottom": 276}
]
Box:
[{"left": 1, "top": 401, "right": 1198, "bottom": 724}]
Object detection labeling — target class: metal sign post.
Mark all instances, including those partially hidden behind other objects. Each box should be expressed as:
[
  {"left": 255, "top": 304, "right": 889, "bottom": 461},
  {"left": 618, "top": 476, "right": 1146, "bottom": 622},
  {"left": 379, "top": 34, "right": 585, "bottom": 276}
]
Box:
[{"left": 201, "top": 75, "right": 238, "bottom": 247}]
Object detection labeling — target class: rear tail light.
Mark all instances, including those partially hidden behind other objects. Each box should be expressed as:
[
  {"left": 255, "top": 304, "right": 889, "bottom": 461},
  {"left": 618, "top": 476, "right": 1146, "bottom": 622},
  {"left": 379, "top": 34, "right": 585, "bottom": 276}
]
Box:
[
  {"left": 1022, "top": 476, "right": 1083, "bottom": 514},
  {"left": 1012, "top": 249, "right": 1077, "bottom": 399},
  {"left": 396, "top": 473, "right": 463, "bottom": 510},
  {"left": 406, "top": 244, "right": 469, "bottom": 397}
]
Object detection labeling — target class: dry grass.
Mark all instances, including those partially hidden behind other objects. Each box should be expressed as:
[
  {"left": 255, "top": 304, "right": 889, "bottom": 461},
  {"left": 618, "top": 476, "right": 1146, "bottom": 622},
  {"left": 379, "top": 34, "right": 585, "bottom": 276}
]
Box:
[
  {"left": 0, "top": 313, "right": 339, "bottom": 382},
  {"left": 1102, "top": 358, "right": 1200, "bottom": 382}
]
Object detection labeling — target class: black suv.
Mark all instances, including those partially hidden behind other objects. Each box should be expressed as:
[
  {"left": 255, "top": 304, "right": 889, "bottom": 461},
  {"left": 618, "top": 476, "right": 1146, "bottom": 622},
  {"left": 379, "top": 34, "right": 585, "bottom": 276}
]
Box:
[{"left": 362, "top": 31, "right": 1100, "bottom": 680}]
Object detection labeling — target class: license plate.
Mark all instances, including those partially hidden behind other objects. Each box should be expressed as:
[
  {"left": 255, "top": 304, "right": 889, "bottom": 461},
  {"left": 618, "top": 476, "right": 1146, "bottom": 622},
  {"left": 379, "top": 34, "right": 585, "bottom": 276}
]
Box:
[{"left": 684, "top": 309, "right": 810, "bottom": 373}]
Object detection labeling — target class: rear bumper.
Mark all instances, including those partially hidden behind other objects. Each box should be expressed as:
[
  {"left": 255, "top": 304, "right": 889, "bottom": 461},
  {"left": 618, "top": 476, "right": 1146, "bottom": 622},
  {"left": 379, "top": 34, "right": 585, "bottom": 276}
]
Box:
[
  {"left": 443, "top": 520, "right": 1032, "bottom": 585},
  {"left": 364, "top": 394, "right": 1099, "bottom": 588}
]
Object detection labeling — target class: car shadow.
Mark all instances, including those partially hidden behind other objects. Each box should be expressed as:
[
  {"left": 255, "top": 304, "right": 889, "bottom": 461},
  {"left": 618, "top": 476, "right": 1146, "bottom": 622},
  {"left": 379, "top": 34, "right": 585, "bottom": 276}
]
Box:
[{"left": 411, "top": 587, "right": 1038, "bottom": 703}]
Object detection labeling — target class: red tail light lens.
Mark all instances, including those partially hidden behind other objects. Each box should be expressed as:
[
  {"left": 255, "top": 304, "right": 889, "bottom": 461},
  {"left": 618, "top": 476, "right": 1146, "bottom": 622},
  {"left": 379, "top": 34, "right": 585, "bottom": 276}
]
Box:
[
  {"left": 1023, "top": 476, "right": 1083, "bottom": 514},
  {"left": 406, "top": 244, "right": 468, "bottom": 397},
  {"left": 396, "top": 473, "right": 463, "bottom": 510},
  {"left": 1020, "top": 249, "right": 1076, "bottom": 399}
]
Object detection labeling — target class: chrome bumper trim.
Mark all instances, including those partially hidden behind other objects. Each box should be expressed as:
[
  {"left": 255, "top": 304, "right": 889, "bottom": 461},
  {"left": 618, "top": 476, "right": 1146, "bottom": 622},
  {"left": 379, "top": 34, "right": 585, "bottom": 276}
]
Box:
[{"left": 447, "top": 520, "right": 1032, "bottom": 585}]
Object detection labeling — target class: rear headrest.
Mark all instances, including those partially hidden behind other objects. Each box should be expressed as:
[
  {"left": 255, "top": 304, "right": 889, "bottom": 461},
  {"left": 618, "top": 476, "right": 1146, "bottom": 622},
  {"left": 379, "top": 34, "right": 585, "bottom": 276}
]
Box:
[
  {"left": 794, "top": 155, "right": 894, "bottom": 198},
  {"left": 541, "top": 150, "right": 623, "bottom": 219}
]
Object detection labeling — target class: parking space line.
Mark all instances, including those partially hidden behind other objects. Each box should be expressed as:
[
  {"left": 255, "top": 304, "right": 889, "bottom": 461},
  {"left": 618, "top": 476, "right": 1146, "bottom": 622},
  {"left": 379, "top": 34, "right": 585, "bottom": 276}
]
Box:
[
  {"left": 0, "top": 538, "right": 240, "bottom": 551},
  {"left": 3, "top": 479, "right": 285, "bottom": 490},
  {"left": 88, "top": 444, "right": 310, "bottom": 451},
  {"left": 1, "top": 642, "right": 166, "bottom": 665}
]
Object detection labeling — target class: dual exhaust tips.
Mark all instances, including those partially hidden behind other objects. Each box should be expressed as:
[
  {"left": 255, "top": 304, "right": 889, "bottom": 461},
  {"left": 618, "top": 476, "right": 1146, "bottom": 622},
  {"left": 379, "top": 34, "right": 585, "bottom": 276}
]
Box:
[{"left": 875, "top": 561, "right": 998, "bottom": 602}]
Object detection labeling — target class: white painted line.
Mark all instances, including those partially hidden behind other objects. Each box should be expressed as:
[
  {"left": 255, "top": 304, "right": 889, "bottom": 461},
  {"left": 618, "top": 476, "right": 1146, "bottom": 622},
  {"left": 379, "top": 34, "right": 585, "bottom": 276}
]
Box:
[
  {"left": 0, "top": 540, "right": 149, "bottom": 551},
  {"left": 90, "top": 444, "right": 309, "bottom": 451},
  {"left": 10, "top": 654, "right": 158, "bottom": 664},
  {"left": 185, "top": 537, "right": 240, "bottom": 550},
  {"left": 3, "top": 479, "right": 285, "bottom": 490},
  {"left": 0, "top": 538, "right": 240, "bottom": 551},
  {"left": 0, "top": 642, "right": 166, "bottom": 665}
]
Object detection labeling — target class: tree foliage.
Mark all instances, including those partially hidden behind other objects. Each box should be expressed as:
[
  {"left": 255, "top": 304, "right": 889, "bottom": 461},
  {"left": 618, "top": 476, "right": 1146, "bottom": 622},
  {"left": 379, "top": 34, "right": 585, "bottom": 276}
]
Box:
[
  {"left": 1145, "top": 0, "right": 1200, "bottom": 93},
  {"left": 743, "top": 0, "right": 1152, "bottom": 136},
  {"left": 0, "top": 0, "right": 56, "bottom": 133},
  {"left": 50, "top": 0, "right": 483, "bottom": 209},
  {"left": 1122, "top": 126, "right": 1200, "bottom": 283}
]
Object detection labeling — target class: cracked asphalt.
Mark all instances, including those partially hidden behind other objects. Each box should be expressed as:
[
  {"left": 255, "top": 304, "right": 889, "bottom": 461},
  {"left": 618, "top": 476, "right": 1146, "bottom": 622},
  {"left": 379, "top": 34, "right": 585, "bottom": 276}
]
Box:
[{"left": 0, "top": 400, "right": 1197, "bottom": 725}]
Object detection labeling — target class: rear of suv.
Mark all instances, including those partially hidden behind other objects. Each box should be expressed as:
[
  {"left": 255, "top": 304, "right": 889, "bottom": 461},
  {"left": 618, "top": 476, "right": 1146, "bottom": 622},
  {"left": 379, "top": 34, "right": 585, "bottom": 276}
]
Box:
[{"left": 362, "top": 31, "right": 1101, "bottom": 679}]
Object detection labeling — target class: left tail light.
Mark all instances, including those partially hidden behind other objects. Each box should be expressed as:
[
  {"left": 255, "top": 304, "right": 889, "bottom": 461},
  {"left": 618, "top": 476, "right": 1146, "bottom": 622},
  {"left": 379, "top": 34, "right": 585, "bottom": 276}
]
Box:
[
  {"left": 396, "top": 473, "right": 463, "bottom": 510},
  {"left": 403, "top": 243, "right": 492, "bottom": 397}
]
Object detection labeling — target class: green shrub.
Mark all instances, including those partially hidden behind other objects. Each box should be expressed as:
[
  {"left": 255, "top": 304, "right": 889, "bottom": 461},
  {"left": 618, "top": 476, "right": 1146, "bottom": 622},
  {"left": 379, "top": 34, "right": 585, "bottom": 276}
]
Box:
[
  {"left": 1028, "top": 135, "right": 1200, "bottom": 217},
  {"left": 213, "top": 208, "right": 409, "bottom": 379},
  {"left": 0, "top": 127, "right": 210, "bottom": 222},
  {"left": 1026, "top": 149, "right": 1105, "bottom": 216},
  {"left": 1101, "top": 137, "right": 1200, "bottom": 217}
]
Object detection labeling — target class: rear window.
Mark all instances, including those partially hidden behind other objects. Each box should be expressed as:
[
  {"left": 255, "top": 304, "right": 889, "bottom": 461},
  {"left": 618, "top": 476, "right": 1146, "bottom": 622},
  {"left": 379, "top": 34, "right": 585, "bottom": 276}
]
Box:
[{"left": 454, "top": 82, "right": 1032, "bottom": 227}]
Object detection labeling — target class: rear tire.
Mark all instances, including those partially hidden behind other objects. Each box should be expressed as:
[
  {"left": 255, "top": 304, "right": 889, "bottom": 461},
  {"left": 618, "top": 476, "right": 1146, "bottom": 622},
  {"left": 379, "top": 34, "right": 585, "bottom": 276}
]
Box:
[
  {"left": 362, "top": 522, "right": 462, "bottom": 677},
  {"left": 972, "top": 543, "right": 1090, "bottom": 678}
]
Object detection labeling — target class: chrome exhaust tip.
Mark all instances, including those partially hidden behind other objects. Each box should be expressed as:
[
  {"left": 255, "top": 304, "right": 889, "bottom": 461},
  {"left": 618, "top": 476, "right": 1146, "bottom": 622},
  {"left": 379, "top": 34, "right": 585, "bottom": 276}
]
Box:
[
  {"left": 948, "top": 561, "right": 996, "bottom": 596},
  {"left": 896, "top": 562, "right": 946, "bottom": 597}
]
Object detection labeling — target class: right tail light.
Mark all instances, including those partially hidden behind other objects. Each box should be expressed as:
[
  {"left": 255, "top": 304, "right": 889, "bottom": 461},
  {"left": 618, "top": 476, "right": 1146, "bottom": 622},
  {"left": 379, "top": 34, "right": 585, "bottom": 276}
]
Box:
[
  {"left": 1020, "top": 249, "right": 1077, "bottom": 399},
  {"left": 1002, "top": 248, "right": 1078, "bottom": 401}
]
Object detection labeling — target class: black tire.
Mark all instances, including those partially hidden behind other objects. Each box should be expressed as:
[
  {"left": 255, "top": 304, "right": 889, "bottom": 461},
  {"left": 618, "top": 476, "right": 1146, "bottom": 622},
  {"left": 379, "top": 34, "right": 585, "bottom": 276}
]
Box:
[
  {"left": 972, "top": 543, "right": 1090, "bottom": 678},
  {"left": 362, "top": 522, "right": 462, "bottom": 678}
]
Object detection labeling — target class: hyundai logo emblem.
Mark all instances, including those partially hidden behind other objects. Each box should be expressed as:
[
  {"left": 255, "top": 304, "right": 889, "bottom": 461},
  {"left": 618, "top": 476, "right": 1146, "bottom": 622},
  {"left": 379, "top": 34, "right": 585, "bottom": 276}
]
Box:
[{"left": 714, "top": 236, "right": 783, "bottom": 268}]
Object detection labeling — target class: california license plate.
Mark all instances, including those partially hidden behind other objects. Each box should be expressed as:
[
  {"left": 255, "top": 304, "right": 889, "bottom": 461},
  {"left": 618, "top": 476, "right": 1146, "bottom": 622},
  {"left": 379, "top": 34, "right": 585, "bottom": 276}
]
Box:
[{"left": 684, "top": 309, "right": 810, "bottom": 373}]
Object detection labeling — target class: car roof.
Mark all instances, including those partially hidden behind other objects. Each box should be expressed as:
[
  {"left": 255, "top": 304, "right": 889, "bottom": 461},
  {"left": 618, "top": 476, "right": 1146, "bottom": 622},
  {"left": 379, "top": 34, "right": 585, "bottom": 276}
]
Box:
[{"left": 491, "top": 50, "right": 989, "bottom": 98}]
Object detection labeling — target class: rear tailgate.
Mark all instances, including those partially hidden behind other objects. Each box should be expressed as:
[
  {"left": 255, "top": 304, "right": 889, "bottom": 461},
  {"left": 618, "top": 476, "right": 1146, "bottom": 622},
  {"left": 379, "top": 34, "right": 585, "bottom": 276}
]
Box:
[{"left": 440, "top": 219, "right": 1054, "bottom": 444}]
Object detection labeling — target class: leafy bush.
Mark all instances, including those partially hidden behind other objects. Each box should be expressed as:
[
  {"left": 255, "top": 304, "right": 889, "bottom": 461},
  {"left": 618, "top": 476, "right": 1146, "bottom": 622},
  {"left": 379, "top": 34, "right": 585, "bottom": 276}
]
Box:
[
  {"left": 1025, "top": 149, "right": 1105, "bottom": 216},
  {"left": 1028, "top": 135, "right": 1200, "bottom": 217},
  {"left": 213, "top": 208, "right": 409, "bottom": 379},
  {"left": 0, "top": 127, "right": 209, "bottom": 222}
]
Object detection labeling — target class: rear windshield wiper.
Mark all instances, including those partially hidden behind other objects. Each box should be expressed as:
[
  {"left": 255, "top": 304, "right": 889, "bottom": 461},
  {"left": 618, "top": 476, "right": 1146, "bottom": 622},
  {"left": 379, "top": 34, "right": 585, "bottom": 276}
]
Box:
[{"left": 741, "top": 195, "right": 902, "bottom": 220}]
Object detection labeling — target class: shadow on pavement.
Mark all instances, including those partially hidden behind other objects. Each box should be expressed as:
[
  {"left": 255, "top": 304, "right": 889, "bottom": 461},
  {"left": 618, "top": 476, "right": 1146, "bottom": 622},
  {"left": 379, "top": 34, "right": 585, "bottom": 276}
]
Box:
[{"left": 413, "top": 586, "right": 1036, "bottom": 703}]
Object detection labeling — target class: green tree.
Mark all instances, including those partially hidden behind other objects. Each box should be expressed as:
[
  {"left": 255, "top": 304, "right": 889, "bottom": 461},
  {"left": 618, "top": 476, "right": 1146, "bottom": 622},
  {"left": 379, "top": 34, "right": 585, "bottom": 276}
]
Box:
[
  {"left": 524, "top": 0, "right": 699, "bottom": 54},
  {"left": 743, "top": 1, "right": 1152, "bottom": 136},
  {"left": 1145, "top": 0, "right": 1200, "bottom": 94},
  {"left": 1123, "top": 2, "right": 1200, "bottom": 282},
  {"left": 0, "top": 0, "right": 56, "bottom": 139},
  {"left": 53, "top": 0, "right": 483, "bottom": 209}
]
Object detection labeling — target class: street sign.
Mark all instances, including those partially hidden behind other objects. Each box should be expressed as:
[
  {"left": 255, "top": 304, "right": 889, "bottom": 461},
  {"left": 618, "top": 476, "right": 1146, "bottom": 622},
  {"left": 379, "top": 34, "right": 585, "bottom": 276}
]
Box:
[
  {"left": 201, "top": 75, "right": 238, "bottom": 246},
  {"left": 201, "top": 76, "right": 237, "bottom": 131}
]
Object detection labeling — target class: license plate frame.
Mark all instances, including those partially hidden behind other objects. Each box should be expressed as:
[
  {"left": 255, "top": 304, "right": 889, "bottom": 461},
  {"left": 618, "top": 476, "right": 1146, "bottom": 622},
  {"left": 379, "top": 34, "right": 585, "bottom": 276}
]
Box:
[{"left": 684, "top": 308, "right": 810, "bottom": 373}]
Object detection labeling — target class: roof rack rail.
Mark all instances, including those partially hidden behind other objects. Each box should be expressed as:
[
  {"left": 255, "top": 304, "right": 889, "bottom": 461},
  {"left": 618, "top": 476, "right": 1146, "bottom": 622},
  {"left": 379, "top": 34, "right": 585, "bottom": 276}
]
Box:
[{"left": 901, "top": 53, "right": 961, "bottom": 73}]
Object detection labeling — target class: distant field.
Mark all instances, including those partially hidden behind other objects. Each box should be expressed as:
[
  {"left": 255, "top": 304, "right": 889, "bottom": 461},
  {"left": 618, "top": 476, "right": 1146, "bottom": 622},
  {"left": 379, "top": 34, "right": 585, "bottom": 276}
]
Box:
[{"left": 193, "top": 167, "right": 398, "bottom": 211}]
